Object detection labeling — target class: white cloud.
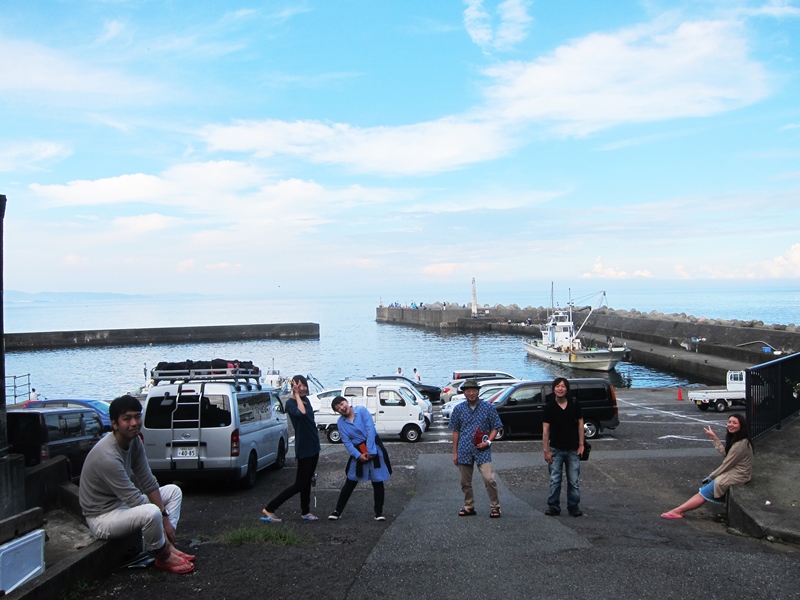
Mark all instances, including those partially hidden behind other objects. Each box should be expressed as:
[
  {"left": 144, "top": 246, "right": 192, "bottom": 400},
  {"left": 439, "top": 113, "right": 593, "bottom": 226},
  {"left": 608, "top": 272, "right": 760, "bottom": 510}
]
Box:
[
  {"left": 482, "top": 19, "right": 769, "bottom": 135},
  {"left": 112, "top": 213, "right": 183, "bottom": 235},
  {"left": 463, "top": 0, "right": 532, "bottom": 52},
  {"left": 201, "top": 118, "right": 514, "bottom": 175},
  {"left": 760, "top": 243, "right": 800, "bottom": 277},
  {"left": 0, "top": 142, "right": 71, "bottom": 172},
  {"left": 0, "top": 35, "right": 158, "bottom": 101},
  {"left": 582, "top": 257, "right": 654, "bottom": 279},
  {"left": 97, "top": 20, "right": 126, "bottom": 44},
  {"left": 739, "top": 0, "right": 800, "bottom": 17},
  {"left": 199, "top": 18, "right": 770, "bottom": 174}
]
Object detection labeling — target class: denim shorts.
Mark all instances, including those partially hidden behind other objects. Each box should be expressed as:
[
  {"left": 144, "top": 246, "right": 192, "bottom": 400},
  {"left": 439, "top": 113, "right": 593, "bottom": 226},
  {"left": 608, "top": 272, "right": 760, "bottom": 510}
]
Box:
[{"left": 699, "top": 480, "right": 724, "bottom": 504}]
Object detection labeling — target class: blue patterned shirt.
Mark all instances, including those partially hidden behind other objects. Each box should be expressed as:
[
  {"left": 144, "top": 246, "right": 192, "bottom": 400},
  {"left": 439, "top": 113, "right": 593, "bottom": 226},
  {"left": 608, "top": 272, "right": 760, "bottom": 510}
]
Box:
[{"left": 449, "top": 400, "right": 503, "bottom": 465}]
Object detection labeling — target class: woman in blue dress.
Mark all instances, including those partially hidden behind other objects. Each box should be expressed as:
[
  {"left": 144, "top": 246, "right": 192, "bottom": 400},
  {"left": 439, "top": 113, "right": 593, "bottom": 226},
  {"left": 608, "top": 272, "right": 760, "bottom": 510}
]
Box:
[{"left": 328, "top": 396, "right": 392, "bottom": 521}]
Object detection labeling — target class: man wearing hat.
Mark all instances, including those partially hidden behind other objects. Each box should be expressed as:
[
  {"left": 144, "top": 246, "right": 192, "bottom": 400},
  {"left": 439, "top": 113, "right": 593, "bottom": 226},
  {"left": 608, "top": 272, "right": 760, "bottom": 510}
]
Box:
[{"left": 449, "top": 379, "right": 504, "bottom": 518}]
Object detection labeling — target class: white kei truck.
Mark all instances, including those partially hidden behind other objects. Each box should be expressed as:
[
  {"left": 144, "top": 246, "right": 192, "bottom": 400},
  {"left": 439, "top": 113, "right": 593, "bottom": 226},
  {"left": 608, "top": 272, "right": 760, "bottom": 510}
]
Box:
[{"left": 689, "top": 370, "right": 746, "bottom": 412}]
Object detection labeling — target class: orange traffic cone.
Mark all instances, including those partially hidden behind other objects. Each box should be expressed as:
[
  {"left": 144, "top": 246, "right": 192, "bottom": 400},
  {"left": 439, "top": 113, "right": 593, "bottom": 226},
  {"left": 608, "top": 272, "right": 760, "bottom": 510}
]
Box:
[{"left": 676, "top": 388, "right": 683, "bottom": 401}]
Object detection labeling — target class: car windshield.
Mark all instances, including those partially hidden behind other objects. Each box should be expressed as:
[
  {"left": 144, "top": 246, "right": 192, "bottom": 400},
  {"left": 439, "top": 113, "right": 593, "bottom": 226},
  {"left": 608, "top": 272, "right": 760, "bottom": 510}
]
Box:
[
  {"left": 479, "top": 387, "right": 504, "bottom": 400},
  {"left": 85, "top": 401, "right": 111, "bottom": 415},
  {"left": 396, "top": 387, "right": 418, "bottom": 405}
]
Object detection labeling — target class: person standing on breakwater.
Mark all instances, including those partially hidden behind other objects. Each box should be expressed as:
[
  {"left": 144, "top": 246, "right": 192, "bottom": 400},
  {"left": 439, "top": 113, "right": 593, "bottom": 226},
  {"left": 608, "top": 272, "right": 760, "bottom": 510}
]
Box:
[
  {"left": 397, "top": 367, "right": 403, "bottom": 376},
  {"left": 413, "top": 368, "right": 421, "bottom": 382},
  {"left": 543, "top": 377, "right": 584, "bottom": 517},
  {"left": 450, "top": 380, "right": 503, "bottom": 518},
  {"left": 328, "top": 396, "right": 392, "bottom": 521},
  {"left": 261, "top": 375, "right": 321, "bottom": 523},
  {"left": 662, "top": 414, "right": 753, "bottom": 519}
]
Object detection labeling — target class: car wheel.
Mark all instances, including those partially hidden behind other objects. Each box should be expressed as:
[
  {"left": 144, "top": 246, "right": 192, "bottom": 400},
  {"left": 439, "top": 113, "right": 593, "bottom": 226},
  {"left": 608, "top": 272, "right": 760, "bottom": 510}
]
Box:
[
  {"left": 494, "top": 426, "right": 506, "bottom": 441},
  {"left": 241, "top": 452, "right": 258, "bottom": 489},
  {"left": 271, "top": 439, "right": 286, "bottom": 470},
  {"left": 583, "top": 420, "right": 600, "bottom": 439},
  {"left": 401, "top": 425, "right": 421, "bottom": 443},
  {"left": 326, "top": 427, "right": 342, "bottom": 444},
  {"left": 714, "top": 400, "right": 727, "bottom": 412},
  {"left": 697, "top": 404, "right": 709, "bottom": 411}
]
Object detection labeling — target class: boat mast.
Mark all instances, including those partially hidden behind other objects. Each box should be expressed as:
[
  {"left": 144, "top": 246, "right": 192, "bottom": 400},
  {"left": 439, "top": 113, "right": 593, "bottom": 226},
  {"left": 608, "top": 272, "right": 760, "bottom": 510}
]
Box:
[{"left": 573, "top": 291, "right": 607, "bottom": 339}]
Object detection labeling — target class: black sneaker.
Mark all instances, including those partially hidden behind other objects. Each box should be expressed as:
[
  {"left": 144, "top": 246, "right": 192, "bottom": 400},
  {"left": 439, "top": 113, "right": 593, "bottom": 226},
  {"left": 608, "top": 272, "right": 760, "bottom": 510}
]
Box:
[
  {"left": 374, "top": 514, "right": 386, "bottom": 521},
  {"left": 569, "top": 509, "right": 583, "bottom": 517},
  {"left": 328, "top": 511, "right": 341, "bottom": 521},
  {"left": 544, "top": 506, "right": 560, "bottom": 516}
]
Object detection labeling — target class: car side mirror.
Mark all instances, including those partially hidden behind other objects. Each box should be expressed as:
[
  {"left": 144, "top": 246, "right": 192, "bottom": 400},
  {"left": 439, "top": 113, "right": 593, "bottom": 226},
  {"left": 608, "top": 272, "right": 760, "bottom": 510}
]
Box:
[{"left": 507, "top": 398, "right": 517, "bottom": 405}]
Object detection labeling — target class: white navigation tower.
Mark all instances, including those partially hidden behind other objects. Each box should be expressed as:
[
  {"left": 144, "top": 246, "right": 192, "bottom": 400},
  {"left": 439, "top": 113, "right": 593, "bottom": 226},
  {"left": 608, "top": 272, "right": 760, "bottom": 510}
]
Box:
[{"left": 471, "top": 277, "right": 478, "bottom": 317}]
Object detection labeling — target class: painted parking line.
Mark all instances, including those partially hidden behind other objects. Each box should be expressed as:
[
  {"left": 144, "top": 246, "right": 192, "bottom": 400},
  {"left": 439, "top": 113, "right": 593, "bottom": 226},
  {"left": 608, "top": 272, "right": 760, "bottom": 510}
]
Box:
[{"left": 617, "top": 398, "right": 725, "bottom": 425}]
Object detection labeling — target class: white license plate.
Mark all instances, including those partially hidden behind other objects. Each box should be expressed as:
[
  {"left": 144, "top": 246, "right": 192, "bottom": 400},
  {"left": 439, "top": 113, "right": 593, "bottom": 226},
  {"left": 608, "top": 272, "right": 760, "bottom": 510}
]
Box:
[{"left": 175, "top": 447, "right": 197, "bottom": 458}]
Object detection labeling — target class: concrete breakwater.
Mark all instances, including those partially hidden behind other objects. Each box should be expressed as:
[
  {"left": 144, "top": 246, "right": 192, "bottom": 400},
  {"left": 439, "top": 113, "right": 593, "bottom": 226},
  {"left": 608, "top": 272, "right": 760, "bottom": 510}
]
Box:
[
  {"left": 5, "top": 322, "right": 320, "bottom": 351},
  {"left": 376, "top": 305, "right": 799, "bottom": 381}
]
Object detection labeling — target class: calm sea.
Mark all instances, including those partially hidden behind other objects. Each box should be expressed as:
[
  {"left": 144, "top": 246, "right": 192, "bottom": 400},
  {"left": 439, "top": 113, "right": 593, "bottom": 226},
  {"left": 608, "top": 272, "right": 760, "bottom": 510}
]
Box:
[{"left": 4, "top": 286, "right": 798, "bottom": 402}]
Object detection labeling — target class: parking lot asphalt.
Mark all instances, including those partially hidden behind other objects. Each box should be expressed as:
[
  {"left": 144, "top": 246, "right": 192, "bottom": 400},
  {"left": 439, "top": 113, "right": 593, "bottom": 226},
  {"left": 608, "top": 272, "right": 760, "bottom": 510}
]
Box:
[
  {"left": 348, "top": 388, "right": 800, "bottom": 599},
  {"left": 17, "top": 387, "right": 800, "bottom": 600}
]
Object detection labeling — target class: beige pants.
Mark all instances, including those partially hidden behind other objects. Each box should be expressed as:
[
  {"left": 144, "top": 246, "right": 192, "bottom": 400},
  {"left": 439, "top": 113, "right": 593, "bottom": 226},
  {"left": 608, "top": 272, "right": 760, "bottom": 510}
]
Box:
[
  {"left": 459, "top": 462, "right": 500, "bottom": 510},
  {"left": 86, "top": 484, "right": 182, "bottom": 551}
]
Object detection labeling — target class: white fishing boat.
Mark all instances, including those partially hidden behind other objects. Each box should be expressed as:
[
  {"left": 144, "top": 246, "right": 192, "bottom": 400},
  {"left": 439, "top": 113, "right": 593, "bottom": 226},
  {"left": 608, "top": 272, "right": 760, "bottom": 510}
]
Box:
[{"left": 524, "top": 291, "right": 629, "bottom": 371}]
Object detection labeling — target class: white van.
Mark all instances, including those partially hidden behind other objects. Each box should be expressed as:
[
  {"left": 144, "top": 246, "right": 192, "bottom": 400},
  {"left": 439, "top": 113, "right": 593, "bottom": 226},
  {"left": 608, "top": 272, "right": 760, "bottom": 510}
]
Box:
[
  {"left": 342, "top": 379, "right": 432, "bottom": 428},
  {"left": 141, "top": 361, "right": 289, "bottom": 488},
  {"left": 315, "top": 381, "right": 427, "bottom": 443}
]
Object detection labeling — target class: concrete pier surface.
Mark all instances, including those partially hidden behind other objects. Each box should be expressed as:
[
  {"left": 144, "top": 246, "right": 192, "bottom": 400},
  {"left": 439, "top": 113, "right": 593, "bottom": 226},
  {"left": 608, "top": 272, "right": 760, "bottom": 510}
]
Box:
[{"left": 5, "top": 322, "right": 320, "bottom": 351}]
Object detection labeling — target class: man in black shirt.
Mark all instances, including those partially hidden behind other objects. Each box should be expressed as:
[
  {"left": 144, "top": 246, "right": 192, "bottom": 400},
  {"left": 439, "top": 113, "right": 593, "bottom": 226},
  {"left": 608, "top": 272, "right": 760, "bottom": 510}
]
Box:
[{"left": 542, "top": 377, "right": 584, "bottom": 517}]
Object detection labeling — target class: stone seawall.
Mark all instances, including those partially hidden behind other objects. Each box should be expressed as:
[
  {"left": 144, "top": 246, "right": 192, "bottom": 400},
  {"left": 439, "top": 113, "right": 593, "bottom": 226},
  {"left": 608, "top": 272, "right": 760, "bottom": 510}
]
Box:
[
  {"left": 5, "top": 322, "right": 320, "bottom": 351},
  {"left": 376, "top": 306, "right": 799, "bottom": 381}
]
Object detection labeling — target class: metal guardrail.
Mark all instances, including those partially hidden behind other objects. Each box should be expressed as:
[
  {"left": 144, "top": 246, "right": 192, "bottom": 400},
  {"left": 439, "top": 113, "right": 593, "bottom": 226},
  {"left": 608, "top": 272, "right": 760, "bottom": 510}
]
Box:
[
  {"left": 747, "top": 352, "right": 800, "bottom": 440},
  {"left": 5, "top": 373, "right": 31, "bottom": 405}
]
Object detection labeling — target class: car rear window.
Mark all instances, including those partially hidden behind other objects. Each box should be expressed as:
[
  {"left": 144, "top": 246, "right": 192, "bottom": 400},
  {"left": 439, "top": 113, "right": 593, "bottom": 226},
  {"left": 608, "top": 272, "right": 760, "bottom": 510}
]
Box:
[
  {"left": 576, "top": 384, "right": 608, "bottom": 403},
  {"left": 45, "top": 413, "right": 83, "bottom": 441},
  {"left": 145, "top": 394, "right": 231, "bottom": 429},
  {"left": 7, "top": 413, "right": 41, "bottom": 444}
]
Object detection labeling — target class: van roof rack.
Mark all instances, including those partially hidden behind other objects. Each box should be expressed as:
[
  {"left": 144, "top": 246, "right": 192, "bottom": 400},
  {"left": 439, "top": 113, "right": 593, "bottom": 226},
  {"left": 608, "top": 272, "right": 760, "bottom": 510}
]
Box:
[{"left": 151, "top": 360, "right": 261, "bottom": 385}]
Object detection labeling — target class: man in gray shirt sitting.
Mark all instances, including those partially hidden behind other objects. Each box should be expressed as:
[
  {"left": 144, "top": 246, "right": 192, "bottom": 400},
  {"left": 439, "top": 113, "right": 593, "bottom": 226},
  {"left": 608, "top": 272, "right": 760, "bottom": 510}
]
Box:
[{"left": 79, "top": 395, "right": 195, "bottom": 574}]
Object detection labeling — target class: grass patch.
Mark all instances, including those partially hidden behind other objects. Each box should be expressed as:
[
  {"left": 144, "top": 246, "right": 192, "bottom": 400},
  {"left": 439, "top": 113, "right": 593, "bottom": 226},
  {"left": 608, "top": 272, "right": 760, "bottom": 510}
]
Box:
[
  {"left": 217, "top": 523, "right": 310, "bottom": 547},
  {"left": 146, "top": 571, "right": 168, "bottom": 583},
  {"left": 60, "top": 579, "right": 99, "bottom": 600}
]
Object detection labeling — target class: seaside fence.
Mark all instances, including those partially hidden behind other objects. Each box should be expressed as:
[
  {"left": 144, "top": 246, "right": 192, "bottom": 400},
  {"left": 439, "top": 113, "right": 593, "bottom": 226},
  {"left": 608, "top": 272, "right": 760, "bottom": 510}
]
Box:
[{"left": 747, "top": 352, "right": 800, "bottom": 440}]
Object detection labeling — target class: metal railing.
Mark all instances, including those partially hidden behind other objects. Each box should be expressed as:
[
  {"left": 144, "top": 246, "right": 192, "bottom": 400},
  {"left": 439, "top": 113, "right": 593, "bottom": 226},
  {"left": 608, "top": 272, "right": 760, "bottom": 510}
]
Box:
[
  {"left": 747, "top": 352, "right": 800, "bottom": 440},
  {"left": 4, "top": 373, "right": 32, "bottom": 405}
]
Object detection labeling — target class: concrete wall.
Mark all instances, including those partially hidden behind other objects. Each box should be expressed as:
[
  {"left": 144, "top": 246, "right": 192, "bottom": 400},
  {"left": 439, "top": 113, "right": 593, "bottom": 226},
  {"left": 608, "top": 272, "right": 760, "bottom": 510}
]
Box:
[
  {"left": 0, "top": 455, "right": 25, "bottom": 520},
  {"left": 5, "top": 322, "right": 320, "bottom": 351}
]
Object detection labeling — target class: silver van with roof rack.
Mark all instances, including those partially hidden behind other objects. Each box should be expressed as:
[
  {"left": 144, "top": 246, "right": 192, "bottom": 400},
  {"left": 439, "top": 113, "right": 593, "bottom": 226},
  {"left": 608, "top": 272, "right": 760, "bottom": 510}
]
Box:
[{"left": 141, "top": 360, "right": 289, "bottom": 488}]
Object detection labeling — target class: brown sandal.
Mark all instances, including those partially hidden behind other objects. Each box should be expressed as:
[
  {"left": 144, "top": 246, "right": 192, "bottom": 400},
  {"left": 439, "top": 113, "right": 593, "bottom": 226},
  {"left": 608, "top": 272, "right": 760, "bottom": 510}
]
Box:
[
  {"left": 490, "top": 507, "right": 502, "bottom": 518},
  {"left": 458, "top": 507, "right": 477, "bottom": 516}
]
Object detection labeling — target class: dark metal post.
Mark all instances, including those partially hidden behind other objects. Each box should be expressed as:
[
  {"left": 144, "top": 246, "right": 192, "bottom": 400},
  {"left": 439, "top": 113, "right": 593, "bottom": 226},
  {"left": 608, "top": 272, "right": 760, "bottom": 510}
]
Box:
[{"left": 1, "top": 193, "right": 7, "bottom": 457}]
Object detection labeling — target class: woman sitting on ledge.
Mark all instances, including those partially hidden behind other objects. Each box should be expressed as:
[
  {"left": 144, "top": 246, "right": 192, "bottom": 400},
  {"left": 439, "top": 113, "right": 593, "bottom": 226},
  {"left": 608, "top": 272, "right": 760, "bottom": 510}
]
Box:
[{"left": 662, "top": 413, "right": 754, "bottom": 519}]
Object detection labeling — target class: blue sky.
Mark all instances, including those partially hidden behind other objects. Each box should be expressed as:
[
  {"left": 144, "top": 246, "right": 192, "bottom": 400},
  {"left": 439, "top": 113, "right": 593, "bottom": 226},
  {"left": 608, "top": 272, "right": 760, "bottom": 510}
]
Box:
[{"left": 2, "top": 0, "right": 799, "bottom": 300}]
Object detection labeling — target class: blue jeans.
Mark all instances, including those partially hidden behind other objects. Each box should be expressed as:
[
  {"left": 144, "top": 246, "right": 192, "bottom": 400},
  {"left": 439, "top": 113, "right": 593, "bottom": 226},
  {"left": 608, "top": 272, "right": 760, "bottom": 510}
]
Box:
[{"left": 547, "top": 448, "right": 580, "bottom": 512}]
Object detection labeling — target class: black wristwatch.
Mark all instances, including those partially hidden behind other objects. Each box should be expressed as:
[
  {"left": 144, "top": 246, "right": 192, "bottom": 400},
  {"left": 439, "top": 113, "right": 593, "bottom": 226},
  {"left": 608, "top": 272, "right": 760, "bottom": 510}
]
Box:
[{"left": 161, "top": 509, "right": 170, "bottom": 517}]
